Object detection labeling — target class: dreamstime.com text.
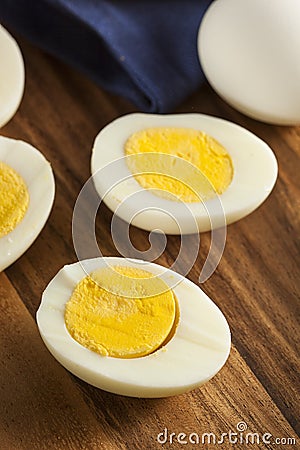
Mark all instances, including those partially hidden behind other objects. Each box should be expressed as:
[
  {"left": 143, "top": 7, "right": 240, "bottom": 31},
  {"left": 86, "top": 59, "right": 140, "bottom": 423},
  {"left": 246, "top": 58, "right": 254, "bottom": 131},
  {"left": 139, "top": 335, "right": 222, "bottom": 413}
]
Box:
[{"left": 157, "top": 422, "right": 297, "bottom": 446}]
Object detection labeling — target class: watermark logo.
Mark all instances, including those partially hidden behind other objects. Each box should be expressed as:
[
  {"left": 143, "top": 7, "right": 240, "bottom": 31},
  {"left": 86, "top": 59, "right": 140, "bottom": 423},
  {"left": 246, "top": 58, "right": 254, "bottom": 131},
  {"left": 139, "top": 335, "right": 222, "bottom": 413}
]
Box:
[
  {"left": 236, "top": 421, "right": 248, "bottom": 432},
  {"left": 72, "top": 153, "right": 227, "bottom": 292},
  {"left": 157, "top": 422, "right": 297, "bottom": 446}
]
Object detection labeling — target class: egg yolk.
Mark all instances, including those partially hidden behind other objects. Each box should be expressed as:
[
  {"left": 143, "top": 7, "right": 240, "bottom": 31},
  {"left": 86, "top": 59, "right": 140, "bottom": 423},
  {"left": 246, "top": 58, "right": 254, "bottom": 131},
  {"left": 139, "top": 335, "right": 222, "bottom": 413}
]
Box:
[
  {"left": 65, "top": 266, "right": 178, "bottom": 359},
  {"left": 125, "top": 128, "right": 233, "bottom": 202},
  {"left": 0, "top": 161, "right": 29, "bottom": 238}
]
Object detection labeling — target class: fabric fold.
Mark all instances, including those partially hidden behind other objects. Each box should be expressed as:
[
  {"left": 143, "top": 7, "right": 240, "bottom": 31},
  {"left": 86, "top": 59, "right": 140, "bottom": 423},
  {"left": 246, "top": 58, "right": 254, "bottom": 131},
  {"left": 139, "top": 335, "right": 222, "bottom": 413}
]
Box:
[{"left": 0, "top": 0, "right": 212, "bottom": 112}]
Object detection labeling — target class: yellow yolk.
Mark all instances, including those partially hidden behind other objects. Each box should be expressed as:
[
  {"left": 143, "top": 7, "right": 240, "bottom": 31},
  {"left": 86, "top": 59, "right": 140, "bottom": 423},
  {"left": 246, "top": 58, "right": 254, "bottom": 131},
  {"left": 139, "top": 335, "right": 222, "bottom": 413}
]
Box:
[
  {"left": 0, "top": 161, "right": 29, "bottom": 238},
  {"left": 125, "top": 127, "right": 233, "bottom": 202},
  {"left": 65, "top": 266, "right": 178, "bottom": 359}
]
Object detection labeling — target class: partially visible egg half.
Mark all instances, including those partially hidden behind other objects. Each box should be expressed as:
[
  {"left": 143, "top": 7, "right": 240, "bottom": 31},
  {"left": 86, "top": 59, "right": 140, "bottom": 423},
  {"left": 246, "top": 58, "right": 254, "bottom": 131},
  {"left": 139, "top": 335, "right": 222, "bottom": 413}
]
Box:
[
  {"left": 198, "top": 0, "right": 300, "bottom": 125},
  {"left": 91, "top": 113, "right": 278, "bottom": 234},
  {"left": 0, "top": 25, "right": 25, "bottom": 127},
  {"left": 36, "top": 257, "right": 231, "bottom": 398},
  {"left": 0, "top": 136, "right": 55, "bottom": 271}
]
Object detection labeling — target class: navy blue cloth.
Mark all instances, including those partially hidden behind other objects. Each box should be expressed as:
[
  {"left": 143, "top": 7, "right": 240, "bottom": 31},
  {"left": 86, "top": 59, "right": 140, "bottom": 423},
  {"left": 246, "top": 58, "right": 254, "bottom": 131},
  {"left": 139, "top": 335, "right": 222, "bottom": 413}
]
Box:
[{"left": 0, "top": 0, "right": 212, "bottom": 112}]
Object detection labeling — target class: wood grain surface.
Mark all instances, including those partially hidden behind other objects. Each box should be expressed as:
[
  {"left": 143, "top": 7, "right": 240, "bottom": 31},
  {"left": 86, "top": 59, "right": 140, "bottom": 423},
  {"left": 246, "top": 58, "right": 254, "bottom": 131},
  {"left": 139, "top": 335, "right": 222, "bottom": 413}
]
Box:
[{"left": 1, "top": 33, "right": 299, "bottom": 450}]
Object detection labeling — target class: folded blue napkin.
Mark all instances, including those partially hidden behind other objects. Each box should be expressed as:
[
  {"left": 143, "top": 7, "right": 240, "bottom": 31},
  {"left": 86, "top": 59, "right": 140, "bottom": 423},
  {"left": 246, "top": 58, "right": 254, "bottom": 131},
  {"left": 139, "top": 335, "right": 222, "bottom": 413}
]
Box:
[{"left": 0, "top": 0, "right": 212, "bottom": 112}]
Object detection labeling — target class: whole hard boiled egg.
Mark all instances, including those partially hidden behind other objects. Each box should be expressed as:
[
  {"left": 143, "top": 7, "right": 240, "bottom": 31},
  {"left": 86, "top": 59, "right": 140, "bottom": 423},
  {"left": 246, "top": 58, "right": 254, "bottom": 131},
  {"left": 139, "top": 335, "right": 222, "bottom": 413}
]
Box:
[
  {"left": 0, "top": 25, "right": 25, "bottom": 127},
  {"left": 91, "top": 113, "right": 277, "bottom": 234},
  {"left": 198, "top": 0, "right": 300, "bottom": 125},
  {"left": 36, "top": 257, "right": 231, "bottom": 398},
  {"left": 0, "top": 136, "right": 55, "bottom": 271}
]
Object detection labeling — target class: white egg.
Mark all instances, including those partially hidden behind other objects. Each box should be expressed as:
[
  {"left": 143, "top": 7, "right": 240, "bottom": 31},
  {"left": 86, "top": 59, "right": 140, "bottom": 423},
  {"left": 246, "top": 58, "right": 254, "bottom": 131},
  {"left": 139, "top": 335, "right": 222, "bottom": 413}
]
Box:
[
  {"left": 0, "top": 136, "right": 55, "bottom": 271},
  {"left": 0, "top": 25, "right": 25, "bottom": 127},
  {"left": 91, "top": 113, "right": 277, "bottom": 234},
  {"left": 198, "top": 0, "right": 300, "bottom": 125},
  {"left": 36, "top": 257, "right": 231, "bottom": 398}
]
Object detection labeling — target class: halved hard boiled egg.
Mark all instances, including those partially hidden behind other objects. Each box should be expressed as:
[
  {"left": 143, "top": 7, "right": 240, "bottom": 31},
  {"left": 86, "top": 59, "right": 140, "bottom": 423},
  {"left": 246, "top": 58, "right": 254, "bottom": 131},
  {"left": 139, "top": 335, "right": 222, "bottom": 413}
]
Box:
[
  {"left": 0, "top": 25, "right": 25, "bottom": 127},
  {"left": 0, "top": 136, "right": 55, "bottom": 271},
  {"left": 91, "top": 113, "right": 278, "bottom": 234},
  {"left": 36, "top": 257, "right": 231, "bottom": 398}
]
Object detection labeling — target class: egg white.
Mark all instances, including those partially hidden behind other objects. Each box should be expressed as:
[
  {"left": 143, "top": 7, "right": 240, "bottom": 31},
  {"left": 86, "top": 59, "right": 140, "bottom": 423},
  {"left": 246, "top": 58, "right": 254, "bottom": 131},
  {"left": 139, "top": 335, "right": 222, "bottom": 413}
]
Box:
[
  {"left": 36, "top": 257, "right": 231, "bottom": 398},
  {"left": 0, "top": 25, "right": 25, "bottom": 128},
  {"left": 0, "top": 136, "right": 55, "bottom": 271},
  {"left": 91, "top": 113, "right": 278, "bottom": 234},
  {"left": 198, "top": 0, "right": 300, "bottom": 125}
]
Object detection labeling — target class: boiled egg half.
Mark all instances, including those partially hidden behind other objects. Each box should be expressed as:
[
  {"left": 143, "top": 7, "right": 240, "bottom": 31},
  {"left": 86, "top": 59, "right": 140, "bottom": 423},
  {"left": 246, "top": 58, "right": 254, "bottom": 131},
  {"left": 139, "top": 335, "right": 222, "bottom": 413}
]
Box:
[
  {"left": 91, "top": 113, "right": 278, "bottom": 234},
  {"left": 0, "top": 25, "right": 25, "bottom": 127},
  {"left": 36, "top": 257, "right": 231, "bottom": 398},
  {"left": 0, "top": 136, "right": 55, "bottom": 271}
]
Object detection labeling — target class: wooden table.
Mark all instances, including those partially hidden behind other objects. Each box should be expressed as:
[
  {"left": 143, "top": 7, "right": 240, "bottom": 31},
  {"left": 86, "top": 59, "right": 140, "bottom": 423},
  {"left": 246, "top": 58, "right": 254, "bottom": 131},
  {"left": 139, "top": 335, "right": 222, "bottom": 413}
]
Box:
[{"left": 0, "top": 34, "right": 299, "bottom": 450}]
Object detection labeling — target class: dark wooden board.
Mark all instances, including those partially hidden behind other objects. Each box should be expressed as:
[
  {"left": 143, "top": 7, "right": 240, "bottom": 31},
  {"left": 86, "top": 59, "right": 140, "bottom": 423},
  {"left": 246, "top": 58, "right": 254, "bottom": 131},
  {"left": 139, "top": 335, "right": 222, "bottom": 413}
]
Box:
[{"left": 1, "top": 36, "right": 299, "bottom": 449}]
